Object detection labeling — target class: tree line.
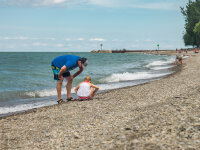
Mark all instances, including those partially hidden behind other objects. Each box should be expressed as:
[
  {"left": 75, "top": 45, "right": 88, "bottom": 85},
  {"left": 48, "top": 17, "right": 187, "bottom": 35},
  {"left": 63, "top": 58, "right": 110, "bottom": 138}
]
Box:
[{"left": 181, "top": 0, "right": 200, "bottom": 47}]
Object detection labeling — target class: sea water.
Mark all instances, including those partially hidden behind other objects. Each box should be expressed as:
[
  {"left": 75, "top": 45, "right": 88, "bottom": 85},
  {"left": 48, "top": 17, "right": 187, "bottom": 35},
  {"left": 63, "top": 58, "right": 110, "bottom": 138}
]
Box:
[{"left": 0, "top": 52, "right": 175, "bottom": 116}]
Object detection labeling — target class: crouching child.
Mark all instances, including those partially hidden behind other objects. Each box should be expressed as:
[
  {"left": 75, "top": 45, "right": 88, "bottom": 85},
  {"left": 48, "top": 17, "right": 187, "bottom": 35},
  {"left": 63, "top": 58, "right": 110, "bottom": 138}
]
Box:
[{"left": 75, "top": 76, "right": 99, "bottom": 100}]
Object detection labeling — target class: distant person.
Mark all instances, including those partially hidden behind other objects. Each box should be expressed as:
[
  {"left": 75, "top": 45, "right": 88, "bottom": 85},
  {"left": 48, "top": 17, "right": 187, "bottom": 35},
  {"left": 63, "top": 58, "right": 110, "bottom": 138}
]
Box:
[
  {"left": 181, "top": 48, "right": 183, "bottom": 53},
  {"left": 51, "top": 55, "right": 88, "bottom": 104},
  {"left": 174, "top": 51, "right": 183, "bottom": 65},
  {"left": 195, "top": 48, "right": 198, "bottom": 53},
  {"left": 75, "top": 76, "right": 99, "bottom": 101}
]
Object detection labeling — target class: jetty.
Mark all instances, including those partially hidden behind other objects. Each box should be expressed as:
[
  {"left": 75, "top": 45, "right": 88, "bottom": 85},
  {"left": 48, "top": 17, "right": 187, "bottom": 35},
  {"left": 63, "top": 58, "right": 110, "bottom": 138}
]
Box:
[{"left": 90, "top": 49, "right": 194, "bottom": 56}]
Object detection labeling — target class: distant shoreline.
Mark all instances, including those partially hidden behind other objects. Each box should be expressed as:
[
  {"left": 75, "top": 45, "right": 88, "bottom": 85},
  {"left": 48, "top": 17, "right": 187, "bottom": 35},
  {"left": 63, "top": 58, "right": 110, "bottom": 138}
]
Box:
[{"left": 90, "top": 49, "right": 195, "bottom": 55}]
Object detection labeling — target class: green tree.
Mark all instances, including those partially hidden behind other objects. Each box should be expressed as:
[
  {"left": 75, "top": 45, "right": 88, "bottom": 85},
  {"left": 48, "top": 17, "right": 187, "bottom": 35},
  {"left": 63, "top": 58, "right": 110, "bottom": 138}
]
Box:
[
  {"left": 194, "top": 21, "right": 200, "bottom": 46},
  {"left": 181, "top": 0, "right": 200, "bottom": 47},
  {"left": 194, "top": 21, "right": 200, "bottom": 34}
]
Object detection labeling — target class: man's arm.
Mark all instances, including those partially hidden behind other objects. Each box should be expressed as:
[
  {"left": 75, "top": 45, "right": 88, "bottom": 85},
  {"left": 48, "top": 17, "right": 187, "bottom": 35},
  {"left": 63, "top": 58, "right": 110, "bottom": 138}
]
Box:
[
  {"left": 72, "top": 60, "right": 83, "bottom": 78},
  {"left": 58, "top": 65, "right": 67, "bottom": 79}
]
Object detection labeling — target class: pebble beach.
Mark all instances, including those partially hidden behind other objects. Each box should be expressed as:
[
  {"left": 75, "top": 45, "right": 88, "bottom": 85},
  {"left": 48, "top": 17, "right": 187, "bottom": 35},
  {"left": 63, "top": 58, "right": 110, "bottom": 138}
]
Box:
[{"left": 1, "top": 51, "right": 200, "bottom": 150}]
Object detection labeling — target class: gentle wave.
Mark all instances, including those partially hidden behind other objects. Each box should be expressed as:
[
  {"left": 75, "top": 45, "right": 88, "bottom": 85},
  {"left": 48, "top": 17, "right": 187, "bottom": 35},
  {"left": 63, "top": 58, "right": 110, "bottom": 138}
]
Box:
[
  {"left": 26, "top": 71, "right": 173, "bottom": 98},
  {"left": 25, "top": 87, "right": 76, "bottom": 98},
  {"left": 0, "top": 101, "right": 56, "bottom": 115},
  {"left": 24, "top": 71, "right": 172, "bottom": 97},
  {"left": 26, "top": 89, "right": 59, "bottom": 97},
  {"left": 146, "top": 57, "right": 175, "bottom": 67},
  {"left": 151, "top": 65, "right": 174, "bottom": 70},
  {"left": 102, "top": 71, "right": 172, "bottom": 83}
]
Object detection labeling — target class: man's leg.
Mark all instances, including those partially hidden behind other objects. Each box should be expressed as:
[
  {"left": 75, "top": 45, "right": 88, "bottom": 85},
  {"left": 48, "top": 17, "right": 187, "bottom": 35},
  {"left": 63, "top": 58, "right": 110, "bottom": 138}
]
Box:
[
  {"left": 66, "top": 75, "right": 73, "bottom": 99},
  {"left": 57, "top": 80, "right": 63, "bottom": 100}
]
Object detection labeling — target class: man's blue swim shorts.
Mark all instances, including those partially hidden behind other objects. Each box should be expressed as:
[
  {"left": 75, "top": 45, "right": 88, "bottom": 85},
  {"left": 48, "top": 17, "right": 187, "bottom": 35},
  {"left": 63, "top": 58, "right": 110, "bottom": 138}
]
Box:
[{"left": 51, "top": 65, "right": 70, "bottom": 81}]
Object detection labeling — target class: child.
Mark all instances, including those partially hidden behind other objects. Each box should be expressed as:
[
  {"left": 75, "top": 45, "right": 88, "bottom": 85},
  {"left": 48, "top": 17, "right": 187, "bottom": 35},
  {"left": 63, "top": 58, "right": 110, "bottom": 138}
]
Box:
[
  {"left": 174, "top": 54, "right": 183, "bottom": 65},
  {"left": 75, "top": 76, "right": 99, "bottom": 100},
  {"left": 174, "top": 50, "right": 183, "bottom": 65}
]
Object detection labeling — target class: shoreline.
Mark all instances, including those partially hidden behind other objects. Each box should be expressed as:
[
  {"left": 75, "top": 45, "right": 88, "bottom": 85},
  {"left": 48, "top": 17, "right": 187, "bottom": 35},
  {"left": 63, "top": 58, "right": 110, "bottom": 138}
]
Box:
[
  {"left": 0, "top": 52, "right": 178, "bottom": 118},
  {"left": 91, "top": 49, "right": 194, "bottom": 55},
  {"left": 0, "top": 74, "right": 178, "bottom": 119},
  {"left": 0, "top": 59, "right": 179, "bottom": 119},
  {"left": 1, "top": 52, "right": 200, "bottom": 149}
]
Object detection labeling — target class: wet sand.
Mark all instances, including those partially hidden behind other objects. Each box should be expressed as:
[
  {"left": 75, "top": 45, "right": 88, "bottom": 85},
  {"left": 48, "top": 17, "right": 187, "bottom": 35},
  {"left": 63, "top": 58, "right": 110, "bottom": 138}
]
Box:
[{"left": 1, "top": 51, "right": 200, "bottom": 150}]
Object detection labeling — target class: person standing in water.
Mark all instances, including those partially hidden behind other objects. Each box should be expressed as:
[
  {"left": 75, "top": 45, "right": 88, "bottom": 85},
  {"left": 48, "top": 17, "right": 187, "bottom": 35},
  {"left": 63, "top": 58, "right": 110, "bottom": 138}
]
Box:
[
  {"left": 51, "top": 55, "right": 88, "bottom": 103},
  {"left": 174, "top": 51, "right": 183, "bottom": 65}
]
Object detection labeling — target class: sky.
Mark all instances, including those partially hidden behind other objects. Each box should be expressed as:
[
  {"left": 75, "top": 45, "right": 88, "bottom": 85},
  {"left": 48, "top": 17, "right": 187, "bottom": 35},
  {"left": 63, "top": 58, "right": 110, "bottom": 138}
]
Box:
[{"left": 0, "top": 0, "right": 189, "bottom": 52}]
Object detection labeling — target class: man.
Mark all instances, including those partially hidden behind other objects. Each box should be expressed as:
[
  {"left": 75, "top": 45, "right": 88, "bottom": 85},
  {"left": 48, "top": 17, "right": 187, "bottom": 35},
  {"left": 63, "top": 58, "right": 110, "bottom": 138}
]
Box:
[{"left": 51, "top": 55, "right": 88, "bottom": 103}]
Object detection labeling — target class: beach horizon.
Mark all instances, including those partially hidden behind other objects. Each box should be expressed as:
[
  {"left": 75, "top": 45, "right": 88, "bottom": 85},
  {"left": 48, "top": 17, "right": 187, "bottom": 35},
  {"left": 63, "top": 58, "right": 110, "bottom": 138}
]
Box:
[{"left": 1, "top": 50, "right": 200, "bottom": 149}]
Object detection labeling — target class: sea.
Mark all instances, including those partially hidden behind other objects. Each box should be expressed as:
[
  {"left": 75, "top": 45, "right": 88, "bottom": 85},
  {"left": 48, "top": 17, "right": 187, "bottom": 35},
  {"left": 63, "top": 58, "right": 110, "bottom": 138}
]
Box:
[{"left": 0, "top": 52, "right": 176, "bottom": 117}]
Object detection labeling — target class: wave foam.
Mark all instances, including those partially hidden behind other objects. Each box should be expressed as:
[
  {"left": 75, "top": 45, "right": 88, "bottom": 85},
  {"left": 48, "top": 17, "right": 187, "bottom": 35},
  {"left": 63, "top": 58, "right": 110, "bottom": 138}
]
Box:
[
  {"left": 151, "top": 65, "right": 174, "bottom": 70},
  {"left": 0, "top": 101, "right": 56, "bottom": 115},
  {"left": 25, "top": 88, "right": 76, "bottom": 98},
  {"left": 102, "top": 72, "right": 171, "bottom": 83},
  {"left": 146, "top": 57, "right": 174, "bottom": 68}
]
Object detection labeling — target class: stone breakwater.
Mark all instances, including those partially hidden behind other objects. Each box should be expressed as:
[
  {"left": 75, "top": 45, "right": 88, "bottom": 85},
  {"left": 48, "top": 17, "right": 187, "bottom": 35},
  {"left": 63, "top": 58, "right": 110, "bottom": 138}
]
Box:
[{"left": 0, "top": 53, "right": 200, "bottom": 150}]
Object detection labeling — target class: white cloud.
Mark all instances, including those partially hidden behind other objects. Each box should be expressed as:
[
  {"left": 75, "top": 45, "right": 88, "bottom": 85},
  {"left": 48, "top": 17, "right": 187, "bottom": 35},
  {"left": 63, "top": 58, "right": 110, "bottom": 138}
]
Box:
[
  {"left": 90, "top": 38, "right": 105, "bottom": 42},
  {"left": 135, "top": 40, "right": 140, "bottom": 42},
  {"left": 45, "top": 37, "right": 56, "bottom": 40},
  {"left": 143, "top": 39, "right": 153, "bottom": 42},
  {"left": 130, "top": 44, "right": 140, "bottom": 48},
  {"left": 0, "top": 0, "right": 69, "bottom": 7},
  {"left": 22, "top": 43, "right": 30, "bottom": 47},
  {"left": 65, "top": 38, "right": 71, "bottom": 41},
  {"left": 86, "top": 0, "right": 182, "bottom": 10},
  {"left": 0, "top": 36, "right": 56, "bottom": 40},
  {"left": 6, "top": 45, "right": 16, "bottom": 49},
  {"left": 33, "top": 0, "right": 68, "bottom": 6},
  {"left": 0, "top": 0, "right": 184, "bottom": 10},
  {"left": 0, "top": 36, "right": 29, "bottom": 40},
  {"left": 55, "top": 43, "right": 64, "bottom": 47},
  {"left": 32, "top": 42, "right": 65, "bottom": 47},
  {"left": 52, "top": 0, "right": 67, "bottom": 4},
  {"left": 86, "top": 0, "right": 118, "bottom": 7},
  {"left": 32, "top": 42, "right": 48, "bottom": 46},
  {"left": 77, "top": 38, "right": 84, "bottom": 41},
  {"left": 129, "top": 2, "right": 179, "bottom": 11}
]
